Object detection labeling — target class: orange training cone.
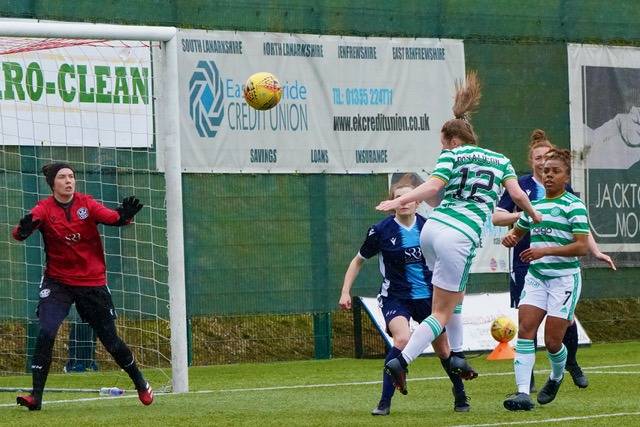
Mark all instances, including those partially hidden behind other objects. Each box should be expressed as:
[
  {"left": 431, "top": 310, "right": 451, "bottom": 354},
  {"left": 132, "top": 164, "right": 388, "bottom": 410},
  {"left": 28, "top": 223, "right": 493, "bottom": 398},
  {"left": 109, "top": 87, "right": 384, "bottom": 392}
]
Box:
[{"left": 487, "top": 341, "right": 516, "bottom": 360}]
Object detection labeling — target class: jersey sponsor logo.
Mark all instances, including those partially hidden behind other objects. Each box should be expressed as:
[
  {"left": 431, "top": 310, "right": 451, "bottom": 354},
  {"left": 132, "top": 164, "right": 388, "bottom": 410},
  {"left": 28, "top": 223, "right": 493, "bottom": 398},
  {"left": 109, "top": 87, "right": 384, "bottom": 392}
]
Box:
[
  {"left": 550, "top": 207, "right": 562, "bottom": 217},
  {"left": 64, "top": 233, "right": 81, "bottom": 243},
  {"left": 39, "top": 289, "right": 50, "bottom": 298},
  {"left": 532, "top": 226, "right": 553, "bottom": 235},
  {"left": 525, "top": 277, "right": 541, "bottom": 288},
  {"left": 77, "top": 207, "right": 89, "bottom": 220},
  {"left": 390, "top": 237, "right": 397, "bottom": 245},
  {"left": 404, "top": 246, "right": 423, "bottom": 263}
]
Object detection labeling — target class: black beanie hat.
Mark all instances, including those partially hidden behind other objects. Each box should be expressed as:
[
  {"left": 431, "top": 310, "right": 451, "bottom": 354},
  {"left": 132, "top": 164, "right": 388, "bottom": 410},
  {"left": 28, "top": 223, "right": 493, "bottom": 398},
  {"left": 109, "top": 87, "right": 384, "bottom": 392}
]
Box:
[{"left": 42, "top": 162, "right": 75, "bottom": 190}]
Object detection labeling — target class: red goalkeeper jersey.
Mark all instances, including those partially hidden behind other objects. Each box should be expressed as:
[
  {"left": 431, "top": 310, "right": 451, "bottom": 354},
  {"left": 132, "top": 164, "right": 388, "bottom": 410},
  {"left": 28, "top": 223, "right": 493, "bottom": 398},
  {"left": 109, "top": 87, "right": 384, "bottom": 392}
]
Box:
[{"left": 12, "top": 193, "right": 127, "bottom": 286}]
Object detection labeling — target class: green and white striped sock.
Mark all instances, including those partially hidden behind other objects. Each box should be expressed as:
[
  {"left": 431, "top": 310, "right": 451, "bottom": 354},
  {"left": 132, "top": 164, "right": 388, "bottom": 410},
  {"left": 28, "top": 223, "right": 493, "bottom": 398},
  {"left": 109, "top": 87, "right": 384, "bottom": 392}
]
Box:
[
  {"left": 514, "top": 338, "right": 536, "bottom": 394},
  {"left": 401, "top": 315, "right": 443, "bottom": 364},
  {"left": 548, "top": 344, "right": 567, "bottom": 381}
]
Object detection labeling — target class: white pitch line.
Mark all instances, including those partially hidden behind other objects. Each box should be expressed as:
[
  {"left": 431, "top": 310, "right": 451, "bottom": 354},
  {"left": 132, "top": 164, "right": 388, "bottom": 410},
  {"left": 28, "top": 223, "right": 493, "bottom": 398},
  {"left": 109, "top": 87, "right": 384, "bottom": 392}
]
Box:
[
  {"left": 2, "top": 362, "right": 639, "bottom": 408},
  {"left": 581, "top": 363, "right": 640, "bottom": 370},
  {"left": 453, "top": 411, "right": 640, "bottom": 427}
]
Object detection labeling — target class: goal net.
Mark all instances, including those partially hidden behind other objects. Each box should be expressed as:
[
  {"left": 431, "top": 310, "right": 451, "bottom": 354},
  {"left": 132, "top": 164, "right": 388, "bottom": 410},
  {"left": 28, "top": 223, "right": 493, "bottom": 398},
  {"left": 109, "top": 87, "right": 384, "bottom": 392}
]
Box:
[{"left": 0, "top": 21, "right": 186, "bottom": 393}]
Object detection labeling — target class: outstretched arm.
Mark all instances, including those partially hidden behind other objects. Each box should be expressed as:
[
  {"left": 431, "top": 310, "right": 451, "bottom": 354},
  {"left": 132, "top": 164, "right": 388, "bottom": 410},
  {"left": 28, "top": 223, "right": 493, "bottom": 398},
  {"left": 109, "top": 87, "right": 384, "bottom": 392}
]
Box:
[
  {"left": 339, "top": 256, "right": 366, "bottom": 310},
  {"left": 586, "top": 233, "right": 616, "bottom": 270},
  {"left": 376, "top": 177, "right": 445, "bottom": 212},
  {"left": 504, "top": 179, "right": 542, "bottom": 223},
  {"left": 492, "top": 209, "right": 521, "bottom": 226}
]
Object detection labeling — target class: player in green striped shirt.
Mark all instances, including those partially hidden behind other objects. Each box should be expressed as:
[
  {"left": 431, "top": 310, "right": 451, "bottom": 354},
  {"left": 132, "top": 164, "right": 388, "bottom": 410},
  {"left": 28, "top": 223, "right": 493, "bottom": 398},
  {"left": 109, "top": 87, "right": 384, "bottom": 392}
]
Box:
[
  {"left": 377, "top": 72, "right": 542, "bottom": 394},
  {"left": 502, "top": 148, "right": 592, "bottom": 411}
]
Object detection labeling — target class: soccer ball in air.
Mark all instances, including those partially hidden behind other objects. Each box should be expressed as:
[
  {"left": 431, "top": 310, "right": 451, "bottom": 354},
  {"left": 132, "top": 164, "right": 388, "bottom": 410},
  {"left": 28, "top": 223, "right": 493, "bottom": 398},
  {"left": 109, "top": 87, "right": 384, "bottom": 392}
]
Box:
[
  {"left": 243, "top": 72, "right": 283, "bottom": 110},
  {"left": 490, "top": 316, "right": 517, "bottom": 343}
]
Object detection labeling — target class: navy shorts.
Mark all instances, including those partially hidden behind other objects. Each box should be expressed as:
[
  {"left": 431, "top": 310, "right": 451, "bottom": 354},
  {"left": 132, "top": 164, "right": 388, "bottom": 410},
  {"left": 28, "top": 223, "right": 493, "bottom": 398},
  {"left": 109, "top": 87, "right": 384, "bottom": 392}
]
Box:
[
  {"left": 510, "top": 267, "right": 529, "bottom": 308},
  {"left": 378, "top": 295, "right": 432, "bottom": 336},
  {"left": 36, "top": 277, "right": 117, "bottom": 333}
]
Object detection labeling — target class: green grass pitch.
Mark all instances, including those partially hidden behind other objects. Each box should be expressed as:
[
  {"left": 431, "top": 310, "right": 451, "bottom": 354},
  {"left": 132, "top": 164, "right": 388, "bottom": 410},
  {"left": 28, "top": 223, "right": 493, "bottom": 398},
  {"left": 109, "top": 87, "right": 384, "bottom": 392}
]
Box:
[{"left": 0, "top": 342, "right": 638, "bottom": 426}]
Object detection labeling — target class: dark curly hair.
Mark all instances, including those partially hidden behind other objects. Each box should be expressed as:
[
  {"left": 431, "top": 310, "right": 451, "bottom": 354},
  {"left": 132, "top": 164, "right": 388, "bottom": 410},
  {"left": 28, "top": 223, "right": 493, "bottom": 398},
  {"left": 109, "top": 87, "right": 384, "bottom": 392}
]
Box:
[{"left": 544, "top": 148, "right": 571, "bottom": 175}]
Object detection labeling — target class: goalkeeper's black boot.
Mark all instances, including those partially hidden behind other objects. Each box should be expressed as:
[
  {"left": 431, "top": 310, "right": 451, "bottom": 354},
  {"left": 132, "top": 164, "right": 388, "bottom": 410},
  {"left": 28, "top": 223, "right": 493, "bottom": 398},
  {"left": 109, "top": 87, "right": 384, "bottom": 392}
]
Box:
[
  {"left": 453, "top": 387, "right": 471, "bottom": 412},
  {"left": 17, "top": 394, "right": 41, "bottom": 411},
  {"left": 566, "top": 363, "right": 588, "bottom": 388},
  {"left": 384, "top": 358, "right": 408, "bottom": 395},
  {"left": 450, "top": 355, "right": 478, "bottom": 380},
  {"left": 503, "top": 392, "right": 534, "bottom": 411},
  {"left": 537, "top": 376, "right": 563, "bottom": 405}
]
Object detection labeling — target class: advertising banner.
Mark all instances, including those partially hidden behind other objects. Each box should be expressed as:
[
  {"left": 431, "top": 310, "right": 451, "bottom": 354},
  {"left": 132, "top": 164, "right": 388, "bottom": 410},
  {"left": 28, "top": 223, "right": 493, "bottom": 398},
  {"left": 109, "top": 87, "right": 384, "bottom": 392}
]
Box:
[
  {"left": 568, "top": 44, "right": 640, "bottom": 253},
  {"left": 176, "top": 29, "right": 465, "bottom": 173},
  {"left": 359, "top": 294, "right": 590, "bottom": 354},
  {"left": 0, "top": 40, "right": 152, "bottom": 147}
]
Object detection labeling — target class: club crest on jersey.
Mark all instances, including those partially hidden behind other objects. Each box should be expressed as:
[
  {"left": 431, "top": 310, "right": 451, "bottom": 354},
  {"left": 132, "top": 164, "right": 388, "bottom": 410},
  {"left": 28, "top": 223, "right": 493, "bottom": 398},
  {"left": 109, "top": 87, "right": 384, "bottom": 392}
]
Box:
[
  {"left": 39, "top": 289, "right": 50, "bottom": 298},
  {"left": 77, "top": 207, "right": 89, "bottom": 220},
  {"left": 550, "top": 207, "right": 562, "bottom": 217}
]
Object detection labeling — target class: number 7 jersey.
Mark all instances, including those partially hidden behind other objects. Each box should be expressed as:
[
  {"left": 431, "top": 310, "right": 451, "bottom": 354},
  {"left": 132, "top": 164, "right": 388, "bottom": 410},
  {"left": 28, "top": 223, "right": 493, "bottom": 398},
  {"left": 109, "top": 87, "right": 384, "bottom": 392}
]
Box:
[{"left": 429, "top": 145, "right": 517, "bottom": 246}]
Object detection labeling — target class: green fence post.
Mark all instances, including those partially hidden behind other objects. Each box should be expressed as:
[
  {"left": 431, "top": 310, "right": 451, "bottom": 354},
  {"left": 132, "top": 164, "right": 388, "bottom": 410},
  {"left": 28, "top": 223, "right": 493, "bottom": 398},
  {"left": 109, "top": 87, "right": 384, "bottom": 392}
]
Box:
[
  {"left": 187, "top": 316, "right": 193, "bottom": 366},
  {"left": 352, "top": 297, "right": 363, "bottom": 359},
  {"left": 313, "top": 312, "right": 332, "bottom": 359},
  {"left": 309, "top": 175, "right": 331, "bottom": 359}
]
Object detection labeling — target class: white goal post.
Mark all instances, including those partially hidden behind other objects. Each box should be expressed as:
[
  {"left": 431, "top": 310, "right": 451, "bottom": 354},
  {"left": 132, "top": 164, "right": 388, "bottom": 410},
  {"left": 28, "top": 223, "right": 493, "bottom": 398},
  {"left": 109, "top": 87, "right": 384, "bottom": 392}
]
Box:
[{"left": 0, "top": 20, "right": 188, "bottom": 393}]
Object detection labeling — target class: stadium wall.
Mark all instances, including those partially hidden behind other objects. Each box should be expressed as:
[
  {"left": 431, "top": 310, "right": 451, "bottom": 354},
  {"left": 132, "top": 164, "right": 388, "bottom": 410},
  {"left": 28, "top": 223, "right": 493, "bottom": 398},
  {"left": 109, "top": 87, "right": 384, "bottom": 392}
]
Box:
[{"left": 1, "top": 1, "right": 638, "bottom": 320}]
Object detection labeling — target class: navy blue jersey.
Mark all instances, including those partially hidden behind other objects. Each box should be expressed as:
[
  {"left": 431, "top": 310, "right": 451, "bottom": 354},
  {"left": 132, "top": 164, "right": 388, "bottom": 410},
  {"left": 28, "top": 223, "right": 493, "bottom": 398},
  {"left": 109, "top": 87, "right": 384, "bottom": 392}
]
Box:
[
  {"left": 496, "top": 174, "right": 573, "bottom": 269},
  {"left": 358, "top": 214, "right": 432, "bottom": 299}
]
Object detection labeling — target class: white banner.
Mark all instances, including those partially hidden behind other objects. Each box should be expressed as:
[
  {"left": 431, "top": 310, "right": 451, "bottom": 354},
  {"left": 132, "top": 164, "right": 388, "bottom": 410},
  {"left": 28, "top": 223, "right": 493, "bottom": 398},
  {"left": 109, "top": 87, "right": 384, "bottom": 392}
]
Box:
[
  {"left": 176, "top": 29, "right": 465, "bottom": 173},
  {"left": 0, "top": 40, "right": 152, "bottom": 147},
  {"left": 568, "top": 44, "right": 640, "bottom": 252},
  {"left": 359, "top": 293, "right": 591, "bottom": 354}
]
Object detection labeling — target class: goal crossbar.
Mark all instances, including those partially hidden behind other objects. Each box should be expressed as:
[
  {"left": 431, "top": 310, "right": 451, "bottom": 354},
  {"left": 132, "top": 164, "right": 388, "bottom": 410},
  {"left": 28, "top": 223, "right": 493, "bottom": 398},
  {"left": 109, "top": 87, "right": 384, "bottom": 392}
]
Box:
[{"left": 0, "top": 20, "right": 176, "bottom": 41}]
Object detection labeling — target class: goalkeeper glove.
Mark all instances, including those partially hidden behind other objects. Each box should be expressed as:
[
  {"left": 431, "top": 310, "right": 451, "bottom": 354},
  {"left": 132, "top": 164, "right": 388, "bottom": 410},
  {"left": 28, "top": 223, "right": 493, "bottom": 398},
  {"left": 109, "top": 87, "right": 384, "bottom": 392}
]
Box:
[
  {"left": 17, "top": 213, "right": 41, "bottom": 239},
  {"left": 116, "top": 196, "right": 143, "bottom": 224}
]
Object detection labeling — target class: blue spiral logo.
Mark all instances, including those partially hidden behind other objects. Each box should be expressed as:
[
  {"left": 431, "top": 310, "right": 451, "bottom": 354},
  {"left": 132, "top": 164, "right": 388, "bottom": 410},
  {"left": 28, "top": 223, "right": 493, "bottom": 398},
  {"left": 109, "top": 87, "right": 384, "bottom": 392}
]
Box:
[{"left": 189, "top": 60, "right": 224, "bottom": 138}]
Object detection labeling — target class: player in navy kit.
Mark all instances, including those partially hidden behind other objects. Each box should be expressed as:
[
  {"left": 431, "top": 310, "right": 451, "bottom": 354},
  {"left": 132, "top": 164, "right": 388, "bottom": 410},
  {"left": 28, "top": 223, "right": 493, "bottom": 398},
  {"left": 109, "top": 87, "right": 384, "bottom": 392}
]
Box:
[
  {"left": 12, "top": 162, "right": 153, "bottom": 410},
  {"left": 492, "top": 130, "right": 615, "bottom": 391},
  {"left": 339, "top": 177, "right": 470, "bottom": 415}
]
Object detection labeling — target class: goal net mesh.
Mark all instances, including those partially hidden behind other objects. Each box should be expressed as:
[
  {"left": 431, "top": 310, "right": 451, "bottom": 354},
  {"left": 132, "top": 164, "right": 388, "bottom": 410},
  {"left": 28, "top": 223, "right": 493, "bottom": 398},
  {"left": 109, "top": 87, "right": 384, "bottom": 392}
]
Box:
[{"left": 0, "top": 35, "right": 171, "bottom": 391}]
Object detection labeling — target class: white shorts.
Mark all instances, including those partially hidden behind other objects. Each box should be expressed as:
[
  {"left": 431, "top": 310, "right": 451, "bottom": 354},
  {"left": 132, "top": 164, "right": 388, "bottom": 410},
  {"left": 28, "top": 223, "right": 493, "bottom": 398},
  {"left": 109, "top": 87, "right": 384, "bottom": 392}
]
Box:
[
  {"left": 519, "top": 272, "right": 582, "bottom": 321},
  {"left": 420, "top": 219, "right": 477, "bottom": 292}
]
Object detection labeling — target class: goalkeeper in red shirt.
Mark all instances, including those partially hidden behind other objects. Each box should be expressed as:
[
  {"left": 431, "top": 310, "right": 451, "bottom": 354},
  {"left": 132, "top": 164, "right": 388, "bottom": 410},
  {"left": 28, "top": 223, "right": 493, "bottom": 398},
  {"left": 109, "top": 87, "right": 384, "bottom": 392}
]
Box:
[{"left": 12, "top": 162, "right": 154, "bottom": 410}]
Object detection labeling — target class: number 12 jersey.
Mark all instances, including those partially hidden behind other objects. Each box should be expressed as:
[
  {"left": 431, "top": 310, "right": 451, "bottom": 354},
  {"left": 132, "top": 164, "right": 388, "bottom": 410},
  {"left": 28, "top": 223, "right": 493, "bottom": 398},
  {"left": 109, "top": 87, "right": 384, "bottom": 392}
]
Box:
[{"left": 429, "top": 145, "right": 517, "bottom": 246}]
